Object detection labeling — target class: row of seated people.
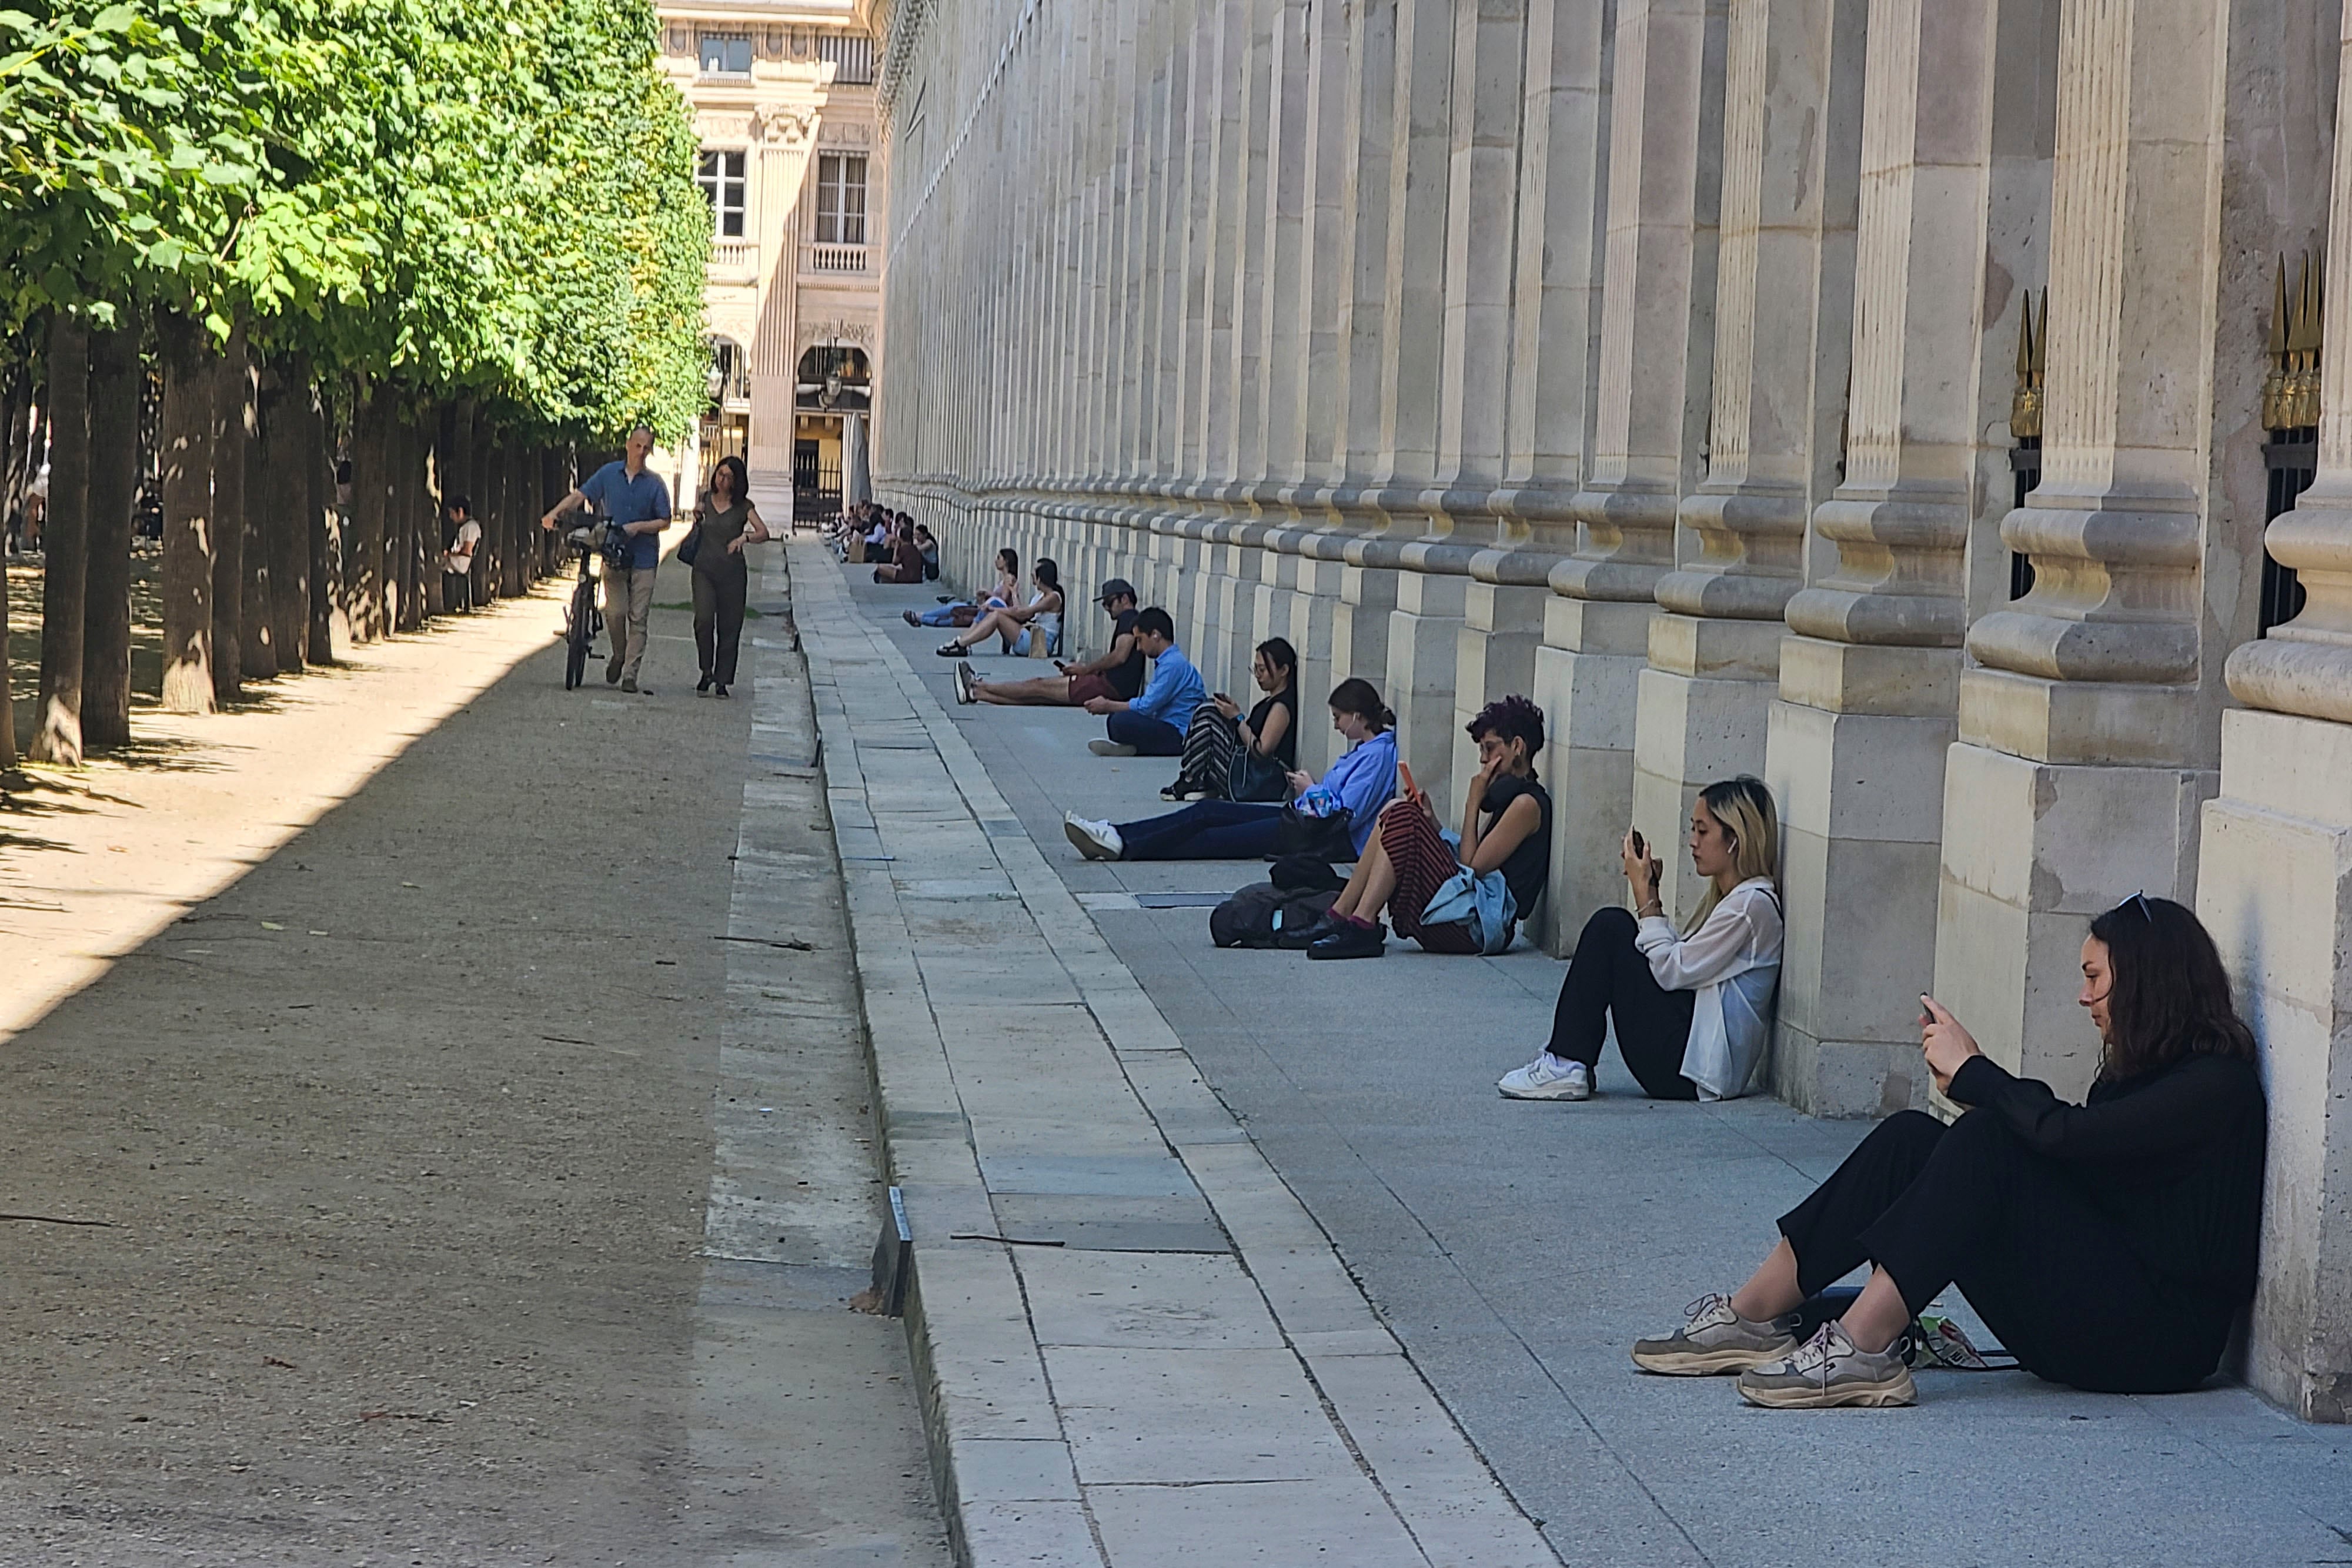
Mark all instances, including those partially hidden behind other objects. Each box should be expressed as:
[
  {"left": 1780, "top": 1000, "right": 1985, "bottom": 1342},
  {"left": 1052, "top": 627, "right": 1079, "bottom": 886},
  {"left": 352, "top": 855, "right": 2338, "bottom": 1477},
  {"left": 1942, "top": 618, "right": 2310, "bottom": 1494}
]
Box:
[{"left": 871, "top": 540, "right": 2268, "bottom": 1415}]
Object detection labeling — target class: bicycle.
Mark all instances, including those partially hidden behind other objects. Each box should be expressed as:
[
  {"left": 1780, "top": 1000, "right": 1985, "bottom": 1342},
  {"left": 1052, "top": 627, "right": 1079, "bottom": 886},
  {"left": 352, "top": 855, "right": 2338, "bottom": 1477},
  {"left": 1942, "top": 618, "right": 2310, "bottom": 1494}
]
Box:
[{"left": 559, "top": 521, "right": 612, "bottom": 689}]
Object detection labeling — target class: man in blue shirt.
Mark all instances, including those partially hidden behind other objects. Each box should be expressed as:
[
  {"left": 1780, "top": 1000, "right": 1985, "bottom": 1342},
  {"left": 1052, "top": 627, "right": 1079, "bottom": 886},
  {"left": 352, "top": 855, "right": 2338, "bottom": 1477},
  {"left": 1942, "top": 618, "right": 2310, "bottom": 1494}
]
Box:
[
  {"left": 541, "top": 424, "right": 673, "bottom": 692},
  {"left": 1084, "top": 607, "right": 1207, "bottom": 757}
]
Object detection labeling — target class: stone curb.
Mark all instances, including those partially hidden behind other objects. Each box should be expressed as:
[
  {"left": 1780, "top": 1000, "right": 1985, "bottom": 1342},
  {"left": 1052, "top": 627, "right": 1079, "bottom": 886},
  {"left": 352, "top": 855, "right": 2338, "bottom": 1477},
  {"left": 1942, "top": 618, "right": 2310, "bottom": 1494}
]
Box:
[{"left": 787, "top": 545, "right": 1557, "bottom": 1568}]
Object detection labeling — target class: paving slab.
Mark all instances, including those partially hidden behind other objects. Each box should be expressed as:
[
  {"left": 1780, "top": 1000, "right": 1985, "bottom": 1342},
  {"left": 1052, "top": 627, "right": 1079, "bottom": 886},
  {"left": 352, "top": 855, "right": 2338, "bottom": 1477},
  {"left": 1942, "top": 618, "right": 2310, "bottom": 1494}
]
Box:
[
  {"left": 795, "top": 547, "right": 1554, "bottom": 1567},
  {"left": 827, "top": 553, "right": 2352, "bottom": 1567}
]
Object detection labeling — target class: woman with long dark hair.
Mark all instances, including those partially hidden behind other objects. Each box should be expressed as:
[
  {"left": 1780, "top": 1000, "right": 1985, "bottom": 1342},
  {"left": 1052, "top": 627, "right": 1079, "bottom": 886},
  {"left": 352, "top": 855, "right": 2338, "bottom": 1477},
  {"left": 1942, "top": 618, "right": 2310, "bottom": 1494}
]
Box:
[
  {"left": 1161, "top": 637, "right": 1299, "bottom": 801},
  {"left": 1631, "top": 894, "right": 2266, "bottom": 1409},
  {"left": 690, "top": 454, "right": 771, "bottom": 698}
]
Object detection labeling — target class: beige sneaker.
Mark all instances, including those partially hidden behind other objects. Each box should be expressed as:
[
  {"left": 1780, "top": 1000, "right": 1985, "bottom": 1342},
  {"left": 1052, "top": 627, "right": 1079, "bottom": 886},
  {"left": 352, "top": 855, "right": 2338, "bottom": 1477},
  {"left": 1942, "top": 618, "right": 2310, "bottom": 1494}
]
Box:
[
  {"left": 1735, "top": 1322, "right": 1918, "bottom": 1409},
  {"left": 1631, "top": 1293, "right": 1799, "bottom": 1375}
]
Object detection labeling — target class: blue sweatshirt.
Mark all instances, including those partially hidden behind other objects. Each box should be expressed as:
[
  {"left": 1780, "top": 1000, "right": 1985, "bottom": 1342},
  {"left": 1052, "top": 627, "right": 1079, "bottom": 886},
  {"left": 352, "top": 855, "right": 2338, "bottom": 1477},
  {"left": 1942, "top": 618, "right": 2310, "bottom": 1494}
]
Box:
[{"left": 1130, "top": 643, "right": 1209, "bottom": 727}]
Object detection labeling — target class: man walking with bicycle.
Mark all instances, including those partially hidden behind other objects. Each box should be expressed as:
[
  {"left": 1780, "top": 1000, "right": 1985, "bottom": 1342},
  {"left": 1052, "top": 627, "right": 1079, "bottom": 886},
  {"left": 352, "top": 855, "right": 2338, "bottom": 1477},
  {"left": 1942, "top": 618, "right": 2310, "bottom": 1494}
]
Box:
[{"left": 542, "top": 423, "right": 672, "bottom": 693}]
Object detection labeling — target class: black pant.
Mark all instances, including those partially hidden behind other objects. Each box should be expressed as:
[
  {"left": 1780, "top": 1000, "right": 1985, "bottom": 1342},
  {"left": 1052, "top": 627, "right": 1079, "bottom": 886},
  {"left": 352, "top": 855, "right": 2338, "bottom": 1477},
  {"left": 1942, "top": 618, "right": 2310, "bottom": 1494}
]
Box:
[
  {"left": 1779, "top": 1109, "right": 2233, "bottom": 1393},
  {"left": 693, "top": 562, "right": 747, "bottom": 685},
  {"left": 1105, "top": 710, "right": 1187, "bottom": 755},
  {"left": 1546, "top": 907, "right": 1698, "bottom": 1099}
]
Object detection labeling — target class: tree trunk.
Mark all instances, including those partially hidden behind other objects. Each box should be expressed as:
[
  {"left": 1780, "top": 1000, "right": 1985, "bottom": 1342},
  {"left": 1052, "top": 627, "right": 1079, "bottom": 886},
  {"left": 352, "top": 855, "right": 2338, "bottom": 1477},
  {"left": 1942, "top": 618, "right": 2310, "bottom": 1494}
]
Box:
[
  {"left": 481, "top": 434, "right": 507, "bottom": 600},
  {"left": 425, "top": 403, "right": 453, "bottom": 617},
  {"left": 29, "top": 314, "right": 89, "bottom": 763},
  {"left": 239, "top": 353, "right": 276, "bottom": 679},
  {"left": 347, "top": 383, "right": 388, "bottom": 643},
  {"left": 466, "top": 409, "right": 492, "bottom": 611},
  {"left": 264, "top": 355, "right": 310, "bottom": 672},
  {"left": 497, "top": 444, "right": 519, "bottom": 597},
  {"left": 304, "top": 376, "right": 334, "bottom": 664},
  {"left": 160, "top": 326, "right": 216, "bottom": 713},
  {"left": 80, "top": 324, "right": 140, "bottom": 750},
  {"left": 210, "top": 327, "right": 249, "bottom": 702},
  {"left": 542, "top": 448, "right": 567, "bottom": 577},
  {"left": 0, "top": 366, "right": 22, "bottom": 768}
]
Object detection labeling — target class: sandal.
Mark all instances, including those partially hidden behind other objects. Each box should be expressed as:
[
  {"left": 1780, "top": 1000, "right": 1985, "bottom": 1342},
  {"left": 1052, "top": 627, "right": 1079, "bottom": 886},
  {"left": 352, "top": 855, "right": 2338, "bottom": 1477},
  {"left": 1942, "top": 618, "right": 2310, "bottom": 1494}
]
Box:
[{"left": 934, "top": 640, "right": 968, "bottom": 658}]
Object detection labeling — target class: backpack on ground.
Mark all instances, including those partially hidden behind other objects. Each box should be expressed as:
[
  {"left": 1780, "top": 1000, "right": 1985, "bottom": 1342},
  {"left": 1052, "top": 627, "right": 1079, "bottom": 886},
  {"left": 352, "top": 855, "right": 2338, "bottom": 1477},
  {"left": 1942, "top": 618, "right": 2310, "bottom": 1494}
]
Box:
[{"left": 1210, "top": 881, "right": 1339, "bottom": 949}]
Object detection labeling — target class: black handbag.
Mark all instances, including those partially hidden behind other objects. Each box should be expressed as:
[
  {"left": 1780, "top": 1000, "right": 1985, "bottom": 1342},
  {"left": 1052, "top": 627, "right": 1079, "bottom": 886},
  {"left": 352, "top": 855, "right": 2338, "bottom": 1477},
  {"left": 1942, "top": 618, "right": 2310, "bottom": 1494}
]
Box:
[
  {"left": 675, "top": 519, "right": 703, "bottom": 566},
  {"left": 1274, "top": 803, "right": 1354, "bottom": 861},
  {"left": 1228, "top": 745, "right": 1289, "bottom": 803}
]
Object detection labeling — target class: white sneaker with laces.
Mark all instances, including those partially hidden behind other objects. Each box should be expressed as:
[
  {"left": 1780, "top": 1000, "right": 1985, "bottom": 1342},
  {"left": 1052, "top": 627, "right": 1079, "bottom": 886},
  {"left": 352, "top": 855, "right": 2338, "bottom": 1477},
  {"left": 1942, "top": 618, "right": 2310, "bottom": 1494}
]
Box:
[
  {"left": 954, "top": 661, "right": 978, "bottom": 705},
  {"left": 1497, "top": 1055, "right": 1591, "bottom": 1101},
  {"left": 1064, "top": 814, "right": 1123, "bottom": 861}
]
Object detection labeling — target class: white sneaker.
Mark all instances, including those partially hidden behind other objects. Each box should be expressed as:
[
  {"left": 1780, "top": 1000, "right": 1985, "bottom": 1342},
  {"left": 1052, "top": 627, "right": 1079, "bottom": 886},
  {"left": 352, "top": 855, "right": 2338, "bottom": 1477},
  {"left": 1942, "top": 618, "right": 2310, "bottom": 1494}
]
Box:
[
  {"left": 954, "top": 661, "right": 978, "bottom": 705},
  {"left": 1497, "top": 1055, "right": 1591, "bottom": 1101},
  {"left": 1064, "top": 814, "right": 1123, "bottom": 861},
  {"left": 1088, "top": 739, "right": 1138, "bottom": 757}
]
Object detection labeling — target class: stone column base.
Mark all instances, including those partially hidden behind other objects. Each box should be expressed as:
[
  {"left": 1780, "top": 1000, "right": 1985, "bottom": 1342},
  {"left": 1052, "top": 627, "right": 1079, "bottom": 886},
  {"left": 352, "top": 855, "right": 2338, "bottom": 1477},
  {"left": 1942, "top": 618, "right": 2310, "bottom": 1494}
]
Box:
[
  {"left": 1530, "top": 597, "right": 1653, "bottom": 954},
  {"left": 2199, "top": 708, "right": 2352, "bottom": 1423},
  {"left": 1765, "top": 698, "right": 1951, "bottom": 1117},
  {"left": 1449, "top": 582, "right": 1548, "bottom": 811},
  {"left": 1387, "top": 570, "right": 1470, "bottom": 817},
  {"left": 1332, "top": 563, "right": 1399, "bottom": 711},
  {"left": 1934, "top": 738, "right": 2214, "bottom": 1098},
  {"left": 1631, "top": 614, "right": 1780, "bottom": 921}
]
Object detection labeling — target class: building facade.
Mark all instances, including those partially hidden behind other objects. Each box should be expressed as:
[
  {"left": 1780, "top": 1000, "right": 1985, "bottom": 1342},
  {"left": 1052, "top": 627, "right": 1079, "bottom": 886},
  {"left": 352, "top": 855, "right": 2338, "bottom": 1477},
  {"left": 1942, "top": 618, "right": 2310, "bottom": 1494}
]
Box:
[
  {"left": 864, "top": 0, "right": 2352, "bottom": 1420},
  {"left": 660, "top": 2, "right": 883, "bottom": 519}
]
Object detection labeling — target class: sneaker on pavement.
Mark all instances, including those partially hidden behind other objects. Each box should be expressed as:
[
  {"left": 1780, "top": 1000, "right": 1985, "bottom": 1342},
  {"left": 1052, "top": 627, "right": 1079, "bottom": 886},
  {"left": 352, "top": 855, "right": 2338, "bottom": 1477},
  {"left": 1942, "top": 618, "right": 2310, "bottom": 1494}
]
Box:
[
  {"left": 1632, "top": 1293, "right": 1799, "bottom": 1375},
  {"left": 1735, "top": 1322, "right": 1917, "bottom": 1408},
  {"left": 1064, "top": 814, "right": 1123, "bottom": 861},
  {"left": 606, "top": 661, "right": 622, "bottom": 686},
  {"left": 1160, "top": 781, "right": 1187, "bottom": 800},
  {"left": 621, "top": 677, "right": 639, "bottom": 694},
  {"left": 1307, "top": 918, "right": 1385, "bottom": 959},
  {"left": 954, "top": 661, "right": 978, "bottom": 706},
  {"left": 1498, "top": 1055, "right": 1592, "bottom": 1101},
  {"left": 1089, "top": 739, "right": 1138, "bottom": 757}
]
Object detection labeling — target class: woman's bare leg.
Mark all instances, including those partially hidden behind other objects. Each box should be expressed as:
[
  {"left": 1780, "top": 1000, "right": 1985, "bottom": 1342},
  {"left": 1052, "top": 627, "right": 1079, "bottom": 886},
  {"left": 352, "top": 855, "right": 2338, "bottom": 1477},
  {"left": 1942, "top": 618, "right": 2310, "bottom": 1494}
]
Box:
[
  {"left": 1836, "top": 1268, "right": 1912, "bottom": 1355},
  {"left": 1728, "top": 1238, "right": 1805, "bottom": 1322},
  {"left": 1329, "top": 816, "right": 1399, "bottom": 919},
  {"left": 950, "top": 609, "right": 1016, "bottom": 650}
]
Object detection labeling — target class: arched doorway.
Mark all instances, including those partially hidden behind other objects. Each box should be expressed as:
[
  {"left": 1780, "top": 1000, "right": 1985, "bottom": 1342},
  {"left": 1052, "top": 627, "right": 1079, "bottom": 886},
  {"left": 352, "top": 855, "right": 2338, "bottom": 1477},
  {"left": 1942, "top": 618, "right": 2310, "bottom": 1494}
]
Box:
[{"left": 792, "top": 345, "right": 871, "bottom": 523}]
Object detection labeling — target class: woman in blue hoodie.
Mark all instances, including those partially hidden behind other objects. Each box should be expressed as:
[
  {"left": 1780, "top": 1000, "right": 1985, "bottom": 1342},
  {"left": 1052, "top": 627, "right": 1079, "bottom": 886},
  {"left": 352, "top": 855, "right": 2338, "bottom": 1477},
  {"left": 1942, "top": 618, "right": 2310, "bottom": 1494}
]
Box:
[{"left": 1063, "top": 678, "right": 1398, "bottom": 861}]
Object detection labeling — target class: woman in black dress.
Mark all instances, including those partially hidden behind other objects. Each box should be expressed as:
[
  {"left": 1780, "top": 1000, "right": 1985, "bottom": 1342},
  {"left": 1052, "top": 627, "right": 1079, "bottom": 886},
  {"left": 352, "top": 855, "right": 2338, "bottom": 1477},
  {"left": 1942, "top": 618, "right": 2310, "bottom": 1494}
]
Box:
[
  {"left": 1631, "top": 893, "right": 2266, "bottom": 1408},
  {"left": 690, "top": 455, "right": 771, "bottom": 698}
]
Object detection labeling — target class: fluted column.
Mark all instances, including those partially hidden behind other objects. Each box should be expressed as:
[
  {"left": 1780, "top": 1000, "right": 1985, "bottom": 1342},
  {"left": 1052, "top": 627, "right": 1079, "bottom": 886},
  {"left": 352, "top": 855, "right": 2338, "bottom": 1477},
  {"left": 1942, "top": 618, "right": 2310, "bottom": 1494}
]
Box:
[
  {"left": 1377, "top": 0, "right": 1478, "bottom": 815},
  {"left": 1632, "top": 0, "right": 1865, "bottom": 920},
  {"left": 1448, "top": 0, "right": 1612, "bottom": 826},
  {"left": 1324, "top": 0, "right": 1406, "bottom": 745},
  {"left": 2197, "top": 0, "right": 2352, "bottom": 1425},
  {"left": 1935, "top": 0, "right": 2321, "bottom": 1095},
  {"left": 1761, "top": 0, "right": 2054, "bottom": 1115},
  {"left": 1539, "top": 0, "right": 1729, "bottom": 940}
]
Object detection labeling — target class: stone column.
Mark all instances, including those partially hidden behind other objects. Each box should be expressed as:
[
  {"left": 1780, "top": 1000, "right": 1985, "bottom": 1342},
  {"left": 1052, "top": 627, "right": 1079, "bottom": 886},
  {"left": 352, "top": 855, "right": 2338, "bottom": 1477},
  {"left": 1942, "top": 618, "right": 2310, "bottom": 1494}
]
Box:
[
  {"left": 1449, "top": 0, "right": 1613, "bottom": 827},
  {"left": 1375, "top": 0, "right": 1476, "bottom": 815},
  {"left": 1763, "top": 0, "right": 2055, "bottom": 1115},
  {"left": 1324, "top": 0, "right": 1407, "bottom": 752},
  {"left": 1541, "top": 0, "right": 1729, "bottom": 941},
  {"left": 1937, "top": 0, "right": 2321, "bottom": 1094},
  {"left": 1633, "top": 0, "right": 1865, "bottom": 921},
  {"left": 2195, "top": 0, "right": 2347, "bottom": 1424}
]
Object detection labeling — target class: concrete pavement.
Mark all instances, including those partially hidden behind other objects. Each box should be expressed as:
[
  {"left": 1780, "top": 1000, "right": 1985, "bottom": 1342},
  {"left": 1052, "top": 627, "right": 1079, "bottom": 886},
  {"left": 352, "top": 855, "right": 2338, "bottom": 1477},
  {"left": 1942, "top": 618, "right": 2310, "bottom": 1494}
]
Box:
[{"left": 813, "top": 549, "right": 2352, "bottom": 1568}]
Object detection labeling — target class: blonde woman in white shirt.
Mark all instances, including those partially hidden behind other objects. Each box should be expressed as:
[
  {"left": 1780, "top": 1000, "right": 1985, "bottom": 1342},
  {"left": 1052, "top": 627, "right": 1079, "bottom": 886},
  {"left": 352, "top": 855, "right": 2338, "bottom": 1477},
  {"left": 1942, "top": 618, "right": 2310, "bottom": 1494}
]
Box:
[{"left": 1499, "top": 776, "right": 1782, "bottom": 1103}]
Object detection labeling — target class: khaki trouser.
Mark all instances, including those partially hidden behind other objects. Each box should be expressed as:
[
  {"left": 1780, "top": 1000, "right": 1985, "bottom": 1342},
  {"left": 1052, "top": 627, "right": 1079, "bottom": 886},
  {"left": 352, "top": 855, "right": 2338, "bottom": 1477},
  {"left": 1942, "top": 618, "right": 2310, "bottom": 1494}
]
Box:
[{"left": 604, "top": 563, "right": 657, "bottom": 683}]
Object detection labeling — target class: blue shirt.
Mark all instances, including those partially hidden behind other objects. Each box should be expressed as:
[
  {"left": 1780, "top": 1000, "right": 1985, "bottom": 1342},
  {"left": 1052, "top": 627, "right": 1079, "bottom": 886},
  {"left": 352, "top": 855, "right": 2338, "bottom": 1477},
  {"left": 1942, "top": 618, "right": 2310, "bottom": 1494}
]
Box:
[
  {"left": 1129, "top": 643, "right": 1208, "bottom": 728},
  {"left": 1319, "top": 729, "right": 1398, "bottom": 855},
  {"left": 581, "top": 460, "right": 673, "bottom": 571}
]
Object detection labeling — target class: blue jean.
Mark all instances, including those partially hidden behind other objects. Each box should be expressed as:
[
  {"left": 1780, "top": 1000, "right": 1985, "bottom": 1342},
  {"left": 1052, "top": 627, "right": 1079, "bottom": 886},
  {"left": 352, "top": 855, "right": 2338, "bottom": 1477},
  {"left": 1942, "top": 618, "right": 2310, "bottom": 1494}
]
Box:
[
  {"left": 1112, "top": 800, "right": 1284, "bottom": 860},
  {"left": 1106, "top": 710, "right": 1186, "bottom": 755}
]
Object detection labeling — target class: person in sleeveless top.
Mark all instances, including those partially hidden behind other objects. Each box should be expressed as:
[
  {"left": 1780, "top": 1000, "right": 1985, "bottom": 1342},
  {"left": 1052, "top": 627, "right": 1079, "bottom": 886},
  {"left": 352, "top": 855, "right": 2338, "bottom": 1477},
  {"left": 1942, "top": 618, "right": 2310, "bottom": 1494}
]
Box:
[{"left": 689, "top": 454, "right": 771, "bottom": 698}]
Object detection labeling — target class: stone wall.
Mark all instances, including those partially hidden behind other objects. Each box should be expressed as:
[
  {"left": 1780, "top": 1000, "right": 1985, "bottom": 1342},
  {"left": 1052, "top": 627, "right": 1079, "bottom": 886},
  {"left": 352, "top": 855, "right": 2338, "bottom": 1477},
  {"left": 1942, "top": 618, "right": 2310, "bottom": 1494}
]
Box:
[{"left": 867, "top": 0, "right": 2350, "bottom": 1418}]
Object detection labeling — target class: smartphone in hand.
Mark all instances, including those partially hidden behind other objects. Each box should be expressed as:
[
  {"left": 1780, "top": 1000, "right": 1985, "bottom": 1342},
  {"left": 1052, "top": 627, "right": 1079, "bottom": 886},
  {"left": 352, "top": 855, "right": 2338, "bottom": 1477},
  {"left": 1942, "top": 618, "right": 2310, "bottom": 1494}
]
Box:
[
  {"left": 1399, "top": 761, "right": 1424, "bottom": 802},
  {"left": 1629, "top": 828, "right": 1648, "bottom": 860}
]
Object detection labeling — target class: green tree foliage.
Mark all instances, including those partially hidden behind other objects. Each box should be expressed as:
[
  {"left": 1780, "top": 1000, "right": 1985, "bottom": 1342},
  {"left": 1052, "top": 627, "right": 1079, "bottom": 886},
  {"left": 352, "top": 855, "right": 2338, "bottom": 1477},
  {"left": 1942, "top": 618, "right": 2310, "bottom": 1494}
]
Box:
[{"left": 0, "top": 0, "right": 707, "bottom": 442}]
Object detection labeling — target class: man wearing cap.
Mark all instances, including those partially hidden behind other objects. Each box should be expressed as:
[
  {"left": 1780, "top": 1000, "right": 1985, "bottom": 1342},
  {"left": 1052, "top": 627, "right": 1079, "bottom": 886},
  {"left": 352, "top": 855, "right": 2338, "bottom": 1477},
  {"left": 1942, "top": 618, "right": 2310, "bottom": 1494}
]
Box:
[{"left": 956, "top": 579, "right": 1144, "bottom": 708}]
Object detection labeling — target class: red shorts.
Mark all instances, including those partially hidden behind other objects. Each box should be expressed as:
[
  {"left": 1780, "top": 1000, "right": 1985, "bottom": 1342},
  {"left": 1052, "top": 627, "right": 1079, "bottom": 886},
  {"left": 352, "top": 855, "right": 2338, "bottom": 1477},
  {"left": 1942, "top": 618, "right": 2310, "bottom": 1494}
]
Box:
[{"left": 1068, "top": 673, "right": 1117, "bottom": 706}]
